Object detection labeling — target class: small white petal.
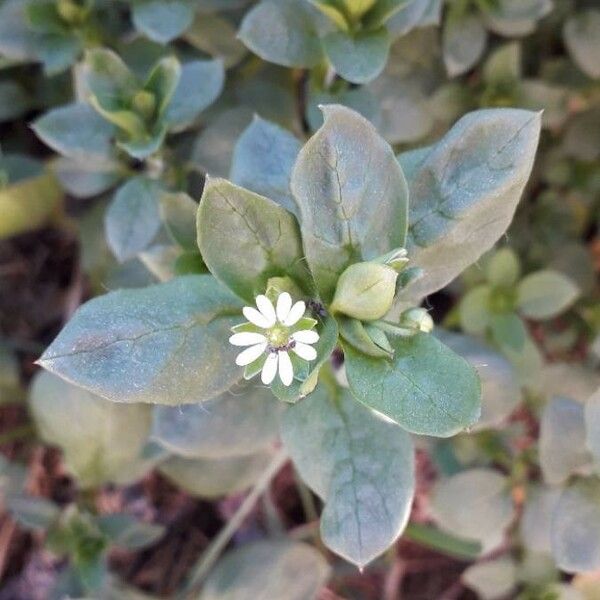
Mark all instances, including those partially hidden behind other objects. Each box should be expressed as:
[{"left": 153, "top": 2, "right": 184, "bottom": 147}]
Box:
[
  {"left": 255, "top": 295, "right": 277, "bottom": 327},
  {"left": 278, "top": 351, "right": 294, "bottom": 386},
  {"left": 229, "top": 332, "right": 267, "bottom": 347},
  {"left": 235, "top": 343, "right": 267, "bottom": 366},
  {"left": 293, "top": 342, "right": 317, "bottom": 361},
  {"left": 284, "top": 300, "right": 306, "bottom": 326},
  {"left": 243, "top": 306, "right": 272, "bottom": 329},
  {"left": 276, "top": 292, "right": 292, "bottom": 323},
  {"left": 261, "top": 352, "right": 278, "bottom": 385},
  {"left": 292, "top": 330, "right": 319, "bottom": 344}
]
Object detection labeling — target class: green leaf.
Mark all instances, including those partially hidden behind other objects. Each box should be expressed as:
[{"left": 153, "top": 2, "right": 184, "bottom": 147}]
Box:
[
  {"left": 323, "top": 28, "right": 390, "bottom": 85},
  {"left": 282, "top": 386, "right": 414, "bottom": 567},
  {"left": 337, "top": 316, "right": 392, "bottom": 358},
  {"left": 363, "top": 0, "right": 411, "bottom": 29},
  {"left": 38, "top": 275, "right": 245, "bottom": 405},
  {"left": 35, "top": 33, "right": 82, "bottom": 76},
  {"left": 344, "top": 332, "right": 481, "bottom": 437},
  {"left": 6, "top": 495, "right": 61, "bottom": 530},
  {"left": 308, "top": 0, "right": 349, "bottom": 31},
  {"left": 485, "top": 247, "right": 521, "bottom": 288},
  {"left": 291, "top": 104, "right": 408, "bottom": 302},
  {"left": 96, "top": 514, "right": 164, "bottom": 550},
  {"left": 230, "top": 116, "right": 301, "bottom": 216},
  {"left": 539, "top": 396, "right": 591, "bottom": 486},
  {"left": 585, "top": 389, "right": 600, "bottom": 463},
  {"left": 83, "top": 48, "right": 138, "bottom": 112},
  {"left": 52, "top": 157, "right": 122, "bottom": 199},
  {"left": 29, "top": 371, "right": 153, "bottom": 488},
  {"left": 459, "top": 285, "right": 492, "bottom": 335},
  {"left": 105, "top": 177, "right": 163, "bottom": 263},
  {"left": 520, "top": 485, "right": 561, "bottom": 554},
  {"left": 462, "top": 558, "right": 517, "bottom": 600},
  {"left": 159, "top": 192, "right": 198, "bottom": 251},
  {"left": 552, "top": 478, "right": 600, "bottom": 573},
  {"left": 132, "top": 0, "right": 194, "bottom": 44},
  {"left": 436, "top": 330, "right": 520, "bottom": 431},
  {"left": 489, "top": 312, "right": 526, "bottom": 352},
  {"left": 200, "top": 540, "right": 330, "bottom": 600},
  {"left": 483, "top": 43, "right": 521, "bottom": 86},
  {"left": 430, "top": 469, "right": 513, "bottom": 553},
  {"left": 32, "top": 103, "right": 116, "bottom": 161},
  {"left": 151, "top": 382, "right": 282, "bottom": 458},
  {"left": 517, "top": 270, "right": 579, "bottom": 320},
  {"left": 197, "top": 178, "right": 310, "bottom": 302},
  {"left": 563, "top": 10, "right": 600, "bottom": 79},
  {"left": 442, "top": 13, "right": 487, "bottom": 77},
  {"left": 343, "top": 0, "right": 377, "bottom": 19},
  {"left": 159, "top": 451, "right": 272, "bottom": 498},
  {"left": 143, "top": 56, "right": 181, "bottom": 119},
  {"left": 398, "top": 109, "right": 542, "bottom": 300},
  {"left": 239, "top": 0, "right": 323, "bottom": 68},
  {"left": 184, "top": 14, "right": 247, "bottom": 68},
  {"left": 165, "top": 59, "right": 224, "bottom": 129}
]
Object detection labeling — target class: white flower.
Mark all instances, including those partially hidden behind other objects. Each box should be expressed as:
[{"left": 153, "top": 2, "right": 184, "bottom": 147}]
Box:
[{"left": 229, "top": 292, "right": 319, "bottom": 387}]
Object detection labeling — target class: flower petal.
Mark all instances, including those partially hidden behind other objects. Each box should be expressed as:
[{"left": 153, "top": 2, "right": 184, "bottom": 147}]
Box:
[
  {"left": 235, "top": 343, "right": 267, "bottom": 366},
  {"left": 243, "top": 306, "right": 272, "bottom": 329},
  {"left": 276, "top": 292, "right": 292, "bottom": 323},
  {"left": 293, "top": 342, "right": 317, "bottom": 361},
  {"left": 292, "top": 329, "right": 319, "bottom": 344},
  {"left": 261, "top": 352, "right": 278, "bottom": 385},
  {"left": 255, "top": 295, "right": 276, "bottom": 327},
  {"left": 229, "top": 332, "right": 267, "bottom": 347},
  {"left": 284, "top": 300, "right": 306, "bottom": 326},
  {"left": 278, "top": 351, "right": 294, "bottom": 386}
]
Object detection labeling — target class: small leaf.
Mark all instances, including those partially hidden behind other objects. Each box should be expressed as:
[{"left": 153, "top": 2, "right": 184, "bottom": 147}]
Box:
[
  {"left": 292, "top": 104, "right": 408, "bottom": 302},
  {"left": 151, "top": 382, "right": 282, "bottom": 458},
  {"left": 398, "top": 109, "right": 541, "bottom": 300},
  {"left": 430, "top": 469, "right": 513, "bottom": 553},
  {"left": 462, "top": 558, "right": 517, "bottom": 600},
  {"left": 6, "top": 495, "right": 60, "bottom": 530},
  {"left": 52, "top": 157, "right": 122, "bottom": 199},
  {"left": 33, "top": 102, "right": 116, "bottom": 161},
  {"left": 436, "top": 330, "right": 520, "bottom": 431},
  {"left": 459, "top": 285, "right": 492, "bottom": 335},
  {"left": 159, "top": 192, "right": 198, "bottom": 251},
  {"left": 197, "top": 178, "right": 310, "bottom": 302},
  {"left": 239, "top": 0, "right": 323, "bottom": 68},
  {"left": 552, "top": 478, "right": 600, "bottom": 573},
  {"left": 539, "top": 396, "right": 591, "bottom": 486},
  {"left": 443, "top": 13, "right": 487, "bottom": 77},
  {"left": 517, "top": 270, "right": 579, "bottom": 320},
  {"left": 159, "top": 451, "right": 272, "bottom": 498},
  {"left": 521, "top": 485, "right": 561, "bottom": 554},
  {"left": 486, "top": 247, "right": 521, "bottom": 288},
  {"left": 489, "top": 313, "right": 526, "bottom": 352},
  {"left": 132, "top": 0, "right": 194, "bottom": 44},
  {"left": 29, "top": 371, "right": 153, "bottom": 488},
  {"left": 345, "top": 332, "right": 481, "bottom": 437},
  {"left": 165, "top": 59, "right": 224, "bottom": 129},
  {"left": 105, "top": 177, "right": 163, "bottom": 263},
  {"left": 483, "top": 43, "right": 521, "bottom": 86},
  {"left": 230, "top": 116, "right": 301, "bottom": 215},
  {"left": 563, "top": 10, "right": 600, "bottom": 80},
  {"left": 96, "top": 513, "right": 164, "bottom": 550},
  {"left": 201, "top": 540, "right": 330, "bottom": 600},
  {"left": 38, "top": 275, "right": 245, "bottom": 405},
  {"left": 282, "top": 386, "right": 415, "bottom": 567},
  {"left": 323, "top": 28, "right": 390, "bottom": 85}
]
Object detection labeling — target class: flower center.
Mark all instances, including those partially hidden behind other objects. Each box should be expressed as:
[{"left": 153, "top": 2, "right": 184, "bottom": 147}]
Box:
[{"left": 267, "top": 326, "right": 290, "bottom": 349}]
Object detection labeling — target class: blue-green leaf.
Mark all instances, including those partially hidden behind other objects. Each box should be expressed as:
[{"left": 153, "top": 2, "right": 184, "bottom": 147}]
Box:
[{"left": 132, "top": 0, "right": 195, "bottom": 44}]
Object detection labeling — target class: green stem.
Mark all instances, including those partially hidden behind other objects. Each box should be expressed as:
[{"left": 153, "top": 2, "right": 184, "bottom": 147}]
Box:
[{"left": 179, "top": 448, "right": 289, "bottom": 597}]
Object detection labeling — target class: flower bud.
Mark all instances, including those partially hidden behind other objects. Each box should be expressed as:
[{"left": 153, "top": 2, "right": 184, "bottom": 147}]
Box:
[
  {"left": 131, "top": 90, "right": 157, "bottom": 121},
  {"left": 374, "top": 247, "right": 409, "bottom": 273},
  {"left": 331, "top": 262, "right": 398, "bottom": 321},
  {"left": 399, "top": 307, "right": 434, "bottom": 333}
]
